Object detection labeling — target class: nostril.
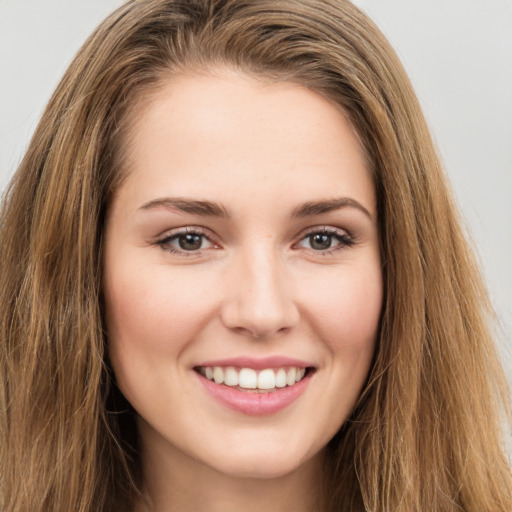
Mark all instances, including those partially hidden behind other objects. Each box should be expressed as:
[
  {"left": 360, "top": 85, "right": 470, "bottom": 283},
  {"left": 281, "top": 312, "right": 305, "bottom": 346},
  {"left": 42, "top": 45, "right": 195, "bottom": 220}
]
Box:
[
  {"left": 219, "top": 274, "right": 300, "bottom": 338},
  {"left": 225, "top": 324, "right": 293, "bottom": 340}
]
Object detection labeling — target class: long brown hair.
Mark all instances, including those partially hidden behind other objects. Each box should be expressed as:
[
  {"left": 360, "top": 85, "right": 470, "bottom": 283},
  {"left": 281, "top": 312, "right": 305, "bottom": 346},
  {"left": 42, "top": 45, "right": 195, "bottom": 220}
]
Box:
[{"left": 1, "top": 1, "right": 510, "bottom": 510}]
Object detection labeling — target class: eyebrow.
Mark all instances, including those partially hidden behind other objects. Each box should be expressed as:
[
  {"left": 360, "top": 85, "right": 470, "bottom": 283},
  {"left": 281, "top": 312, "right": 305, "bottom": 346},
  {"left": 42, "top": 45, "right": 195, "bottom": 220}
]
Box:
[
  {"left": 139, "top": 197, "right": 231, "bottom": 218},
  {"left": 139, "top": 196, "right": 373, "bottom": 220},
  {"left": 292, "top": 197, "right": 373, "bottom": 220}
]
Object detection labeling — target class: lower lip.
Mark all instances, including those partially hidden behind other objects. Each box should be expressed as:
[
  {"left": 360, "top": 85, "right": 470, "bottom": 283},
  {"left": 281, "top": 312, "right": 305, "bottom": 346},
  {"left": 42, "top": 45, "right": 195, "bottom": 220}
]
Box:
[{"left": 195, "top": 371, "right": 313, "bottom": 416}]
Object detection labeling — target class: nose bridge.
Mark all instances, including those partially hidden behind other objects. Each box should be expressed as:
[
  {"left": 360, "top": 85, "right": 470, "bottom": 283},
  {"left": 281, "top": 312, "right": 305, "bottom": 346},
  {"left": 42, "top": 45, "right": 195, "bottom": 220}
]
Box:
[{"left": 221, "top": 241, "right": 299, "bottom": 338}]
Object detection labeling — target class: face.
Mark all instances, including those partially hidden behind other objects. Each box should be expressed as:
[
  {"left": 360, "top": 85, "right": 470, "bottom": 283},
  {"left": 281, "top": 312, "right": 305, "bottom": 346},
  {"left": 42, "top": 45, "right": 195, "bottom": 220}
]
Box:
[{"left": 103, "top": 70, "right": 382, "bottom": 482}]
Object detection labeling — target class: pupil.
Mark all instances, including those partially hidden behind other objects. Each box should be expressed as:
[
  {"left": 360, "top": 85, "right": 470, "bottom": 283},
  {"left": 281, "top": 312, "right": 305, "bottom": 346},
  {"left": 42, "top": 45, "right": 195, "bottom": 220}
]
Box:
[
  {"left": 310, "top": 233, "right": 331, "bottom": 250},
  {"left": 179, "top": 234, "right": 202, "bottom": 250}
]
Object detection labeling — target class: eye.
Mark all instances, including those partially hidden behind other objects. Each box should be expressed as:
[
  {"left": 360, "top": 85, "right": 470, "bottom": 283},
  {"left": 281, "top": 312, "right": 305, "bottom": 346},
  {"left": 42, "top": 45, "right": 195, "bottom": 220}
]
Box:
[
  {"left": 156, "top": 228, "right": 216, "bottom": 254},
  {"left": 296, "top": 228, "right": 353, "bottom": 253}
]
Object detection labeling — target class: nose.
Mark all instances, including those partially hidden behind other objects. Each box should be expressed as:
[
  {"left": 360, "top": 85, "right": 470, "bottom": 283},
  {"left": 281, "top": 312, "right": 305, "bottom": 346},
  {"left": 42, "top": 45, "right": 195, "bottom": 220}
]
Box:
[{"left": 220, "top": 247, "right": 300, "bottom": 339}]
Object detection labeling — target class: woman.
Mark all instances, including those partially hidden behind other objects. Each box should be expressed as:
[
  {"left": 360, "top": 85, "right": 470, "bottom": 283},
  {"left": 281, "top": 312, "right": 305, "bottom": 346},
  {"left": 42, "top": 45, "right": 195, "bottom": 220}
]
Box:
[{"left": 0, "top": 1, "right": 510, "bottom": 511}]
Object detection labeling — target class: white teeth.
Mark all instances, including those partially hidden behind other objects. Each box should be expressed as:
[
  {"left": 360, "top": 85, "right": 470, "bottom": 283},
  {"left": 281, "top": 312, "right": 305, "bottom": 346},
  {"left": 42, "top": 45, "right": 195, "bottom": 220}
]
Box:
[
  {"left": 201, "top": 365, "right": 309, "bottom": 390},
  {"left": 239, "top": 368, "right": 257, "bottom": 389},
  {"left": 257, "top": 369, "right": 275, "bottom": 390},
  {"left": 224, "top": 366, "right": 238, "bottom": 387},
  {"left": 275, "top": 368, "right": 287, "bottom": 388},
  {"left": 213, "top": 366, "right": 224, "bottom": 384}
]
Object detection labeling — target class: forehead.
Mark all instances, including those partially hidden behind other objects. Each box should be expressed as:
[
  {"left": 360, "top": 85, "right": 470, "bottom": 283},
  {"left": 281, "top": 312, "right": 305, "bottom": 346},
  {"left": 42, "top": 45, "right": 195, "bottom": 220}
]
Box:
[{"left": 114, "top": 70, "right": 375, "bottom": 216}]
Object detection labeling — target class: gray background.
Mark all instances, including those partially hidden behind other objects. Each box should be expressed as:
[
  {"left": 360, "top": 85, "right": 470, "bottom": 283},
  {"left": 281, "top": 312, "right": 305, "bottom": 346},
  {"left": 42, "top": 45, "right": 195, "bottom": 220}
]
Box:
[{"left": 0, "top": 0, "right": 511, "bottom": 376}]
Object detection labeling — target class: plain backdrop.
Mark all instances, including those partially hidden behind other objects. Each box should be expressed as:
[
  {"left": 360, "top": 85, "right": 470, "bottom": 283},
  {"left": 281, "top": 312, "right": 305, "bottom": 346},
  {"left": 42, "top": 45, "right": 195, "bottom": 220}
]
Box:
[{"left": 0, "top": 0, "right": 511, "bottom": 376}]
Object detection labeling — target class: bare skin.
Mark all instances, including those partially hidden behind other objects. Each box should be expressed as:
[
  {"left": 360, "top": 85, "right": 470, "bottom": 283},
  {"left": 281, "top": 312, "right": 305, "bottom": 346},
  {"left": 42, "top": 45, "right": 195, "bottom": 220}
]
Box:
[{"left": 104, "top": 69, "right": 382, "bottom": 512}]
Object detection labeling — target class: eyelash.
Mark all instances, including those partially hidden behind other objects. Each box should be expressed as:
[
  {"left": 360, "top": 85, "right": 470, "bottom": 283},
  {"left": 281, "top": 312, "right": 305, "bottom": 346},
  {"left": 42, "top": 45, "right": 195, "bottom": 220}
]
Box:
[
  {"left": 296, "top": 227, "right": 355, "bottom": 255},
  {"left": 154, "top": 226, "right": 354, "bottom": 257},
  {"left": 155, "top": 227, "right": 216, "bottom": 257}
]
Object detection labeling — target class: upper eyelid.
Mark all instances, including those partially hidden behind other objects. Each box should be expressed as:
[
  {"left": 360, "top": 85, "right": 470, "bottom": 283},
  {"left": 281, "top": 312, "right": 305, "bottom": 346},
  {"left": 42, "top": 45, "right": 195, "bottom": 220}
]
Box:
[
  {"left": 155, "top": 226, "right": 216, "bottom": 242},
  {"left": 300, "top": 225, "right": 349, "bottom": 234},
  {"left": 295, "top": 225, "right": 352, "bottom": 241}
]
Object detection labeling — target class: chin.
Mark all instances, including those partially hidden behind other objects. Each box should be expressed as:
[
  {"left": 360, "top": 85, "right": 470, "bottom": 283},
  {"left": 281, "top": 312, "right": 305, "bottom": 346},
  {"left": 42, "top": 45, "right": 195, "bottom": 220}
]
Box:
[
  {"left": 207, "top": 454, "right": 309, "bottom": 480},
  {"left": 195, "top": 435, "right": 323, "bottom": 481}
]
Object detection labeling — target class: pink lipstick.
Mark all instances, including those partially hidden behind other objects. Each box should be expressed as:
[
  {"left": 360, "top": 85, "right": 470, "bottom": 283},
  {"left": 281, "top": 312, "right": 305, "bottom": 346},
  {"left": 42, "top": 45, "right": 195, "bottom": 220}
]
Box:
[{"left": 193, "top": 356, "right": 315, "bottom": 415}]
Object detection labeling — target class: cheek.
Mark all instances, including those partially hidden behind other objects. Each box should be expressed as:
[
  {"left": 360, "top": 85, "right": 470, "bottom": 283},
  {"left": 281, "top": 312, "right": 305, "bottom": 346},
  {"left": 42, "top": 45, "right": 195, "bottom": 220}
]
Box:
[
  {"left": 103, "top": 265, "right": 217, "bottom": 401},
  {"left": 304, "top": 261, "right": 383, "bottom": 357},
  {"left": 105, "top": 265, "right": 213, "bottom": 352}
]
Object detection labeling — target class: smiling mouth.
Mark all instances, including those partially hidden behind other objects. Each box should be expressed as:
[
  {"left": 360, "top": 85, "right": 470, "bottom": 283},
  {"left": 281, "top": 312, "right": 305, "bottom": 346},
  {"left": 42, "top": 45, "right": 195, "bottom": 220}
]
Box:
[{"left": 194, "top": 366, "right": 314, "bottom": 393}]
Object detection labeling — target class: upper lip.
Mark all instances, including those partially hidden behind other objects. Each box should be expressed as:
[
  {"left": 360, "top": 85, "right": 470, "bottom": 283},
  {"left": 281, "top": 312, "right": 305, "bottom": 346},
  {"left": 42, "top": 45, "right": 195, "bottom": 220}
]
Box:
[{"left": 195, "top": 356, "right": 315, "bottom": 370}]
